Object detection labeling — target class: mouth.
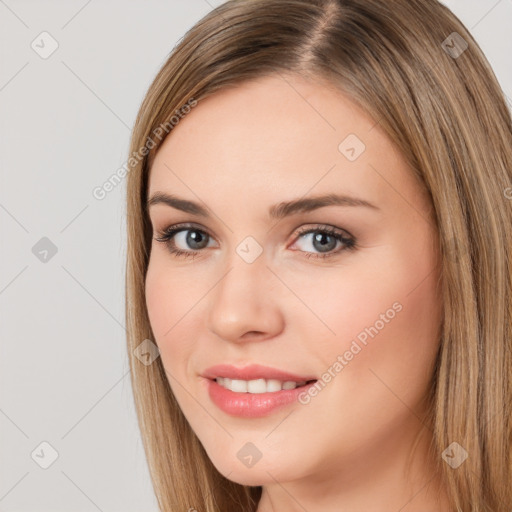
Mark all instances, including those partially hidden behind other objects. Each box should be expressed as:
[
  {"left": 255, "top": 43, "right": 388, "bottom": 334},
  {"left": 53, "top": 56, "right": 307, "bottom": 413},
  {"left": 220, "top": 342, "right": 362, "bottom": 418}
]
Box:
[
  {"left": 201, "top": 363, "right": 317, "bottom": 385},
  {"left": 204, "top": 377, "right": 319, "bottom": 418},
  {"left": 210, "top": 377, "right": 318, "bottom": 394}
]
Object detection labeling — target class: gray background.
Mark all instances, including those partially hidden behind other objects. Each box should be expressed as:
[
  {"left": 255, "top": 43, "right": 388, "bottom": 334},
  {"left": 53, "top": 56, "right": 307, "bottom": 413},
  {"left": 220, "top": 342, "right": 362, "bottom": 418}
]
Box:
[{"left": 0, "top": 1, "right": 510, "bottom": 510}]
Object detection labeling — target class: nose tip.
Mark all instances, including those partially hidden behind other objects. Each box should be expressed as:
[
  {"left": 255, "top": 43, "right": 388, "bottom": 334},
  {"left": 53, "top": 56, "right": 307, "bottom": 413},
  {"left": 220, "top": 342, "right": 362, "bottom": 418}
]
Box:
[{"left": 206, "top": 260, "right": 284, "bottom": 343}]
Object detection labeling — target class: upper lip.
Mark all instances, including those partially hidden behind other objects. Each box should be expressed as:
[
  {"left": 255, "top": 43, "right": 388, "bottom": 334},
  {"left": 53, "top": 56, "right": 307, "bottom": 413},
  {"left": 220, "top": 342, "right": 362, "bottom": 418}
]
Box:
[{"left": 201, "top": 364, "right": 317, "bottom": 382}]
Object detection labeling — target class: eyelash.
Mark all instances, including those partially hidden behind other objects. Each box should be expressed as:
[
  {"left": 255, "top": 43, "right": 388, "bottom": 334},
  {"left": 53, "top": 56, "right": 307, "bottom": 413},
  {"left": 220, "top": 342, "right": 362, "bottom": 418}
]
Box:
[{"left": 154, "top": 223, "right": 357, "bottom": 260}]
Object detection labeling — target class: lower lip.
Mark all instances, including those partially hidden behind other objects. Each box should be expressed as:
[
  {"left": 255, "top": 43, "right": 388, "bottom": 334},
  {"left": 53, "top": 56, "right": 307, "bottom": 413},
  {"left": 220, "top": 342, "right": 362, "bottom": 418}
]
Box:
[{"left": 205, "top": 378, "right": 317, "bottom": 418}]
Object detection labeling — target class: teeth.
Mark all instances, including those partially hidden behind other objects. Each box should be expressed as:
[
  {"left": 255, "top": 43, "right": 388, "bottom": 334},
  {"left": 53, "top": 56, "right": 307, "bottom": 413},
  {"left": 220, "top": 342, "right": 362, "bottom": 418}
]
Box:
[{"left": 216, "top": 377, "right": 307, "bottom": 393}]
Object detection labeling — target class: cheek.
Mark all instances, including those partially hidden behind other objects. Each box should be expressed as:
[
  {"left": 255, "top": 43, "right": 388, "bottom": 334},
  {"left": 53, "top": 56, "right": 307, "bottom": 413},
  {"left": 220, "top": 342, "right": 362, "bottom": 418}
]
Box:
[
  {"left": 289, "top": 249, "right": 441, "bottom": 391},
  {"left": 144, "top": 260, "right": 207, "bottom": 420},
  {"left": 144, "top": 259, "right": 199, "bottom": 367},
  {"left": 145, "top": 261, "right": 172, "bottom": 339},
  {"left": 274, "top": 253, "right": 442, "bottom": 462}
]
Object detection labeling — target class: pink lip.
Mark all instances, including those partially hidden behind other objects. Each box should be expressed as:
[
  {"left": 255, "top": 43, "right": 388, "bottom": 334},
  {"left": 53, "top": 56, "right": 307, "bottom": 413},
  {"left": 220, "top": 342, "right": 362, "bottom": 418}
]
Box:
[
  {"left": 201, "top": 363, "right": 316, "bottom": 382},
  {"left": 204, "top": 378, "right": 318, "bottom": 418}
]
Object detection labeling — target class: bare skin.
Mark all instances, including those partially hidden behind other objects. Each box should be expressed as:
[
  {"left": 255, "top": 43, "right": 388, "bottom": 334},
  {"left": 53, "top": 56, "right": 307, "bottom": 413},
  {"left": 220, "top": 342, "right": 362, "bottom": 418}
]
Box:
[{"left": 145, "top": 73, "right": 452, "bottom": 512}]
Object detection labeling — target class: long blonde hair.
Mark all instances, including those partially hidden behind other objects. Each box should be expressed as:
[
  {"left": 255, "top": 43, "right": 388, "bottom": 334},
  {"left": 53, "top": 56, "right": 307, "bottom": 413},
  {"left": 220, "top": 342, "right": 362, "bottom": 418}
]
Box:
[{"left": 125, "top": 1, "right": 512, "bottom": 510}]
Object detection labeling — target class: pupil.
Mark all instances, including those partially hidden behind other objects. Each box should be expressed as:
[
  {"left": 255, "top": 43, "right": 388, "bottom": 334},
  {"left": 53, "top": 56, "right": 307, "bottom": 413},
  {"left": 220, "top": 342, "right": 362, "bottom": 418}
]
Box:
[
  {"left": 313, "top": 232, "right": 336, "bottom": 252},
  {"left": 187, "top": 230, "right": 207, "bottom": 249}
]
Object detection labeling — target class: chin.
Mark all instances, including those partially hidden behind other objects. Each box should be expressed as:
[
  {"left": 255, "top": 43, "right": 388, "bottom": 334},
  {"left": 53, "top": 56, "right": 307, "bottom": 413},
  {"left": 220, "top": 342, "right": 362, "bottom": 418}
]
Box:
[
  {"left": 207, "top": 456, "right": 272, "bottom": 486},
  {"left": 221, "top": 469, "right": 271, "bottom": 487}
]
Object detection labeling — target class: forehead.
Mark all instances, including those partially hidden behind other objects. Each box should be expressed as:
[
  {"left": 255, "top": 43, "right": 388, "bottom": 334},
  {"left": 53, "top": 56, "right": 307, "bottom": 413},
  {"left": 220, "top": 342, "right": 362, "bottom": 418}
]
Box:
[{"left": 148, "top": 74, "right": 429, "bottom": 218}]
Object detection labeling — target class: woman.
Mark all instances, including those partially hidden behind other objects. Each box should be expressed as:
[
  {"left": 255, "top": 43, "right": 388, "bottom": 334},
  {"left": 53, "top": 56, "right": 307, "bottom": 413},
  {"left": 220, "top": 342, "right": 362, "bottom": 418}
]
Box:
[{"left": 125, "top": 0, "right": 512, "bottom": 510}]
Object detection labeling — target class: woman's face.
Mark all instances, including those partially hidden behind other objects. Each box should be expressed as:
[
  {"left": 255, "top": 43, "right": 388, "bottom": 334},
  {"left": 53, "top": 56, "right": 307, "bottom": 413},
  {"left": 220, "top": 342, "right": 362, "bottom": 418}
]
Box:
[{"left": 145, "top": 74, "right": 442, "bottom": 491}]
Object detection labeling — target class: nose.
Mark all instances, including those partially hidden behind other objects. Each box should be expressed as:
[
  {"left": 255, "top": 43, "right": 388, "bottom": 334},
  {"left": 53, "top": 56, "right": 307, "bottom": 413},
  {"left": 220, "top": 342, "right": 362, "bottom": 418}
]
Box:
[{"left": 206, "top": 254, "right": 285, "bottom": 343}]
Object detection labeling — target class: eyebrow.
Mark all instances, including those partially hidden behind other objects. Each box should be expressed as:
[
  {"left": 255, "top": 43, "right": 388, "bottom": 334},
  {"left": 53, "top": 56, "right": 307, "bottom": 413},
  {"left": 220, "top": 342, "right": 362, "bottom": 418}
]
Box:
[{"left": 147, "top": 192, "right": 380, "bottom": 219}]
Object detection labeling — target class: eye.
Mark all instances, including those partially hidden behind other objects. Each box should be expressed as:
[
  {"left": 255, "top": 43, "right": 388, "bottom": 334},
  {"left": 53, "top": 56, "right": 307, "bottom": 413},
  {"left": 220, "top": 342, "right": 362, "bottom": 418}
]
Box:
[
  {"left": 154, "top": 223, "right": 216, "bottom": 259},
  {"left": 291, "top": 225, "right": 356, "bottom": 260},
  {"left": 154, "top": 223, "right": 357, "bottom": 260}
]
